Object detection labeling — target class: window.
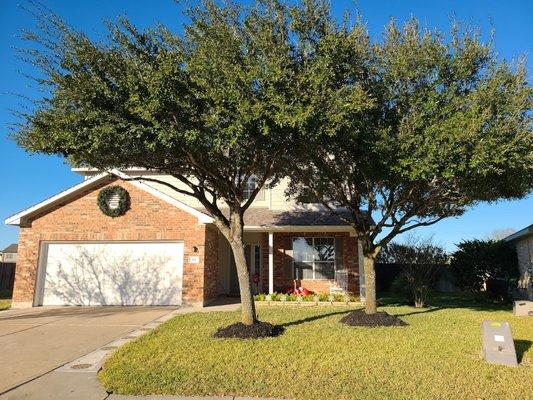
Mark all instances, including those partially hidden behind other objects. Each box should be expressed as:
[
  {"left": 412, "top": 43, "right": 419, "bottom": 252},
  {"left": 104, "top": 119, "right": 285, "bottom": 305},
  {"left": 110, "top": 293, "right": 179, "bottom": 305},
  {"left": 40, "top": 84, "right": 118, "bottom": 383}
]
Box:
[
  {"left": 293, "top": 237, "right": 335, "bottom": 279},
  {"left": 243, "top": 176, "right": 265, "bottom": 201},
  {"left": 253, "top": 244, "right": 261, "bottom": 276}
]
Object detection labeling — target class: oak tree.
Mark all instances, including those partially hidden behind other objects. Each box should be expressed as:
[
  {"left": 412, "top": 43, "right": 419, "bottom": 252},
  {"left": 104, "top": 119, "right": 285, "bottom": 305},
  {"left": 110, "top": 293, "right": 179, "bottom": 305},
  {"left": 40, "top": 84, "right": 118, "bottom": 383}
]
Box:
[
  {"left": 14, "top": 0, "right": 332, "bottom": 325},
  {"left": 289, "top": 15, "right": 533, "bottom": 314}
]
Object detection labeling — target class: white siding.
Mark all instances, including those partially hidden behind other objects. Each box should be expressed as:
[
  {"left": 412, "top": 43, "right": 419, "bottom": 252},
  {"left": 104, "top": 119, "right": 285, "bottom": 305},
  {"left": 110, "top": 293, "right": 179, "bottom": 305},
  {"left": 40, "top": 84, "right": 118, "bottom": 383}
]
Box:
[
  {"left": 77, "top": 170, "right": 314, "bottom": 211},
  {"left": 124, "top": 172, "right": 299, "bottom": 211},
  {"left": 269, "top": 178, "right": 298, "bottom": 210}
]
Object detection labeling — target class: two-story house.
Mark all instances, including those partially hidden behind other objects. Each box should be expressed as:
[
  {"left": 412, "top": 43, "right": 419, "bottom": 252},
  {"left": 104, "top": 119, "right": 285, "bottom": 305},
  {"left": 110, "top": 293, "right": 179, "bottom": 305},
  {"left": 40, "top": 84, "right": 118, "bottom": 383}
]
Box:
[
  {"left": 0, "top": 244, "right": 17, "bottom": 263},
  {"left": 5, "top": 169, "right": 363, "bottom": 308}
]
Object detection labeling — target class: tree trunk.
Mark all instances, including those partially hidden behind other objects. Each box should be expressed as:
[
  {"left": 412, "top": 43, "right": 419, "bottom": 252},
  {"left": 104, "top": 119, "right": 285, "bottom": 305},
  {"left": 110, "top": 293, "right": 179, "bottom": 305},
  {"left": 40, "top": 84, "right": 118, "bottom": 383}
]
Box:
[
  {"left": 225, "top": 214, "right": 257, "bottom": 325},
  {"left": 363, "top": 254, "right": 377, "bottom": 314}
]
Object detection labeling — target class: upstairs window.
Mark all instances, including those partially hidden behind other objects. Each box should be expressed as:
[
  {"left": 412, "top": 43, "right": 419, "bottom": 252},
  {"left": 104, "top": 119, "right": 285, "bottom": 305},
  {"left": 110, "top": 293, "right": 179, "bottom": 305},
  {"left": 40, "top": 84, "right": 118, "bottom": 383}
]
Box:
[{"left": 243, "top": 176, "right": 265, "bottom": 201}]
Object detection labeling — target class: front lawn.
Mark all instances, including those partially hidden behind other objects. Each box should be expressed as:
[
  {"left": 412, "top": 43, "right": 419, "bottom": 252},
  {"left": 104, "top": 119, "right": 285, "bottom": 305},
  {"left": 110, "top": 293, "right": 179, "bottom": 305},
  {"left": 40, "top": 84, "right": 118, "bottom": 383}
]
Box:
[
  {"left": 99, "top": 295, "right": 532, "bottom": 400},
  {"left": 0, "top": 299, "right": 11, "bottom": 311}
]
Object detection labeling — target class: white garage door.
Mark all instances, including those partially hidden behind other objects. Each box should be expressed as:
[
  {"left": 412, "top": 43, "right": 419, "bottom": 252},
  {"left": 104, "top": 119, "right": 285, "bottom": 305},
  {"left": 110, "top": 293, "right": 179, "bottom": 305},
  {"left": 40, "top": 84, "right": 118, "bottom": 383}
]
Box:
[{"left": 36, "top": 242, "right": 184, "bottom": 306}]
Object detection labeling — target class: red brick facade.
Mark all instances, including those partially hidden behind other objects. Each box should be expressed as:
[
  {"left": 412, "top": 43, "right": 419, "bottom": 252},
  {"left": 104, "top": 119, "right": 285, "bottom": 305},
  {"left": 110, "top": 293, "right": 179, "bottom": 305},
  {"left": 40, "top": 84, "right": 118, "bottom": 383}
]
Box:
[
  {"left": 12, "top": 176, "right": 359, "bottom": 307},
  {"left": 261, "top": 232, "right": 359, "bottom": 295},
  {"left": 12, "top": 177, "right": 217, "bottom": 307}
]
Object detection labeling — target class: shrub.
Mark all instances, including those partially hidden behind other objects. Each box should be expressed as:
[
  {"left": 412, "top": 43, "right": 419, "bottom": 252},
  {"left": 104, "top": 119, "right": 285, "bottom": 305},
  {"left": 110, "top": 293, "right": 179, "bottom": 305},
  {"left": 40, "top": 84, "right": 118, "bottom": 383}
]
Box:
[
  {"left": 379, "top": 236, "right": 448, "bottom": 308},
  {"left": 254, "top": 293, "right": 266, "bottom": 301},
  {"left": 450, "top": 239, "right": 519, "bottom": 302},
  {"left": 390, "top": 273, "right": 411, "bottom": 300},
  {"left": 253, "top": 292, "right": 359, "bottom": 302}
]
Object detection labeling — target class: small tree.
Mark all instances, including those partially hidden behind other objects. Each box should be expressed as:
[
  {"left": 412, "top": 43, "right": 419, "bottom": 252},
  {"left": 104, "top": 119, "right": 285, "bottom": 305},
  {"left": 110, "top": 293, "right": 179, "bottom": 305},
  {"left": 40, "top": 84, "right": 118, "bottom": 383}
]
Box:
[
  {"left": 451, "top": 239, "right": 519, "bottom": 299},
  {"left": 13, "top": 0, "right": 333, "bottom": 325},
  {"left": 378, "top": 236, "right": 448, "bottom": 308},
  {"left": 289, "top": 13, "right": 533, "bottom": 314}
]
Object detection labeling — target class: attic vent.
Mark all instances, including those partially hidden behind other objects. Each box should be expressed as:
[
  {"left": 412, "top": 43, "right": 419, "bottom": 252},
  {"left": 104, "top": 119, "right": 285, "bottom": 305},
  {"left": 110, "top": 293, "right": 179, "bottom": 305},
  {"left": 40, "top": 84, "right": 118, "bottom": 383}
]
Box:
[{"left": 108, "top": 194, "right": 121, "bottom": 210}]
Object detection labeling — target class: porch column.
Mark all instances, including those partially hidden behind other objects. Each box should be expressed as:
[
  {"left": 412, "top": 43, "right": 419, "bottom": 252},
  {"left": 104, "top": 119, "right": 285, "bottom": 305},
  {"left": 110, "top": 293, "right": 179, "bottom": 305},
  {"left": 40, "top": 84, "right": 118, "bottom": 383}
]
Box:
[{"left": 268, "top": 231, "right": 274, "bottom": 294}]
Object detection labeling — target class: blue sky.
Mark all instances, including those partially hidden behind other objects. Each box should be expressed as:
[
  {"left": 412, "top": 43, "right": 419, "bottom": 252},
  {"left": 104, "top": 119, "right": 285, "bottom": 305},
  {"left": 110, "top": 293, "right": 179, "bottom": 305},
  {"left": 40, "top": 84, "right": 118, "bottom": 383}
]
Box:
[{"left": 0, "top": 0, "right": 532, "bottom": 251}]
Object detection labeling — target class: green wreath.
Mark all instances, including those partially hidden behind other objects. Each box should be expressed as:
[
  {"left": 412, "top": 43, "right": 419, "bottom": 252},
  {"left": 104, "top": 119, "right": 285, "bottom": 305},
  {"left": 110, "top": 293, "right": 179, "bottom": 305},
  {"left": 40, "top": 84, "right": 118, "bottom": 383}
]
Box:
[{"left": 97, "top": 186, "right": 130, "bottom": 217}]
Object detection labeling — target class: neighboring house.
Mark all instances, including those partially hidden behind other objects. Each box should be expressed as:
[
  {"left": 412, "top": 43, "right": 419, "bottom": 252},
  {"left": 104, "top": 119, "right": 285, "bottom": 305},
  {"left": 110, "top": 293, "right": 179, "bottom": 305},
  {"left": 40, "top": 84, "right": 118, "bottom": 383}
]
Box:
[
  {"left": 504, "top": 224, "right": 533, "bottom": 300},
  {"left": 5, "top": 169, "right": 363, "bottom": 308},
  {"left": 0, "top": 244, "right": 17, "bottom": 263}
]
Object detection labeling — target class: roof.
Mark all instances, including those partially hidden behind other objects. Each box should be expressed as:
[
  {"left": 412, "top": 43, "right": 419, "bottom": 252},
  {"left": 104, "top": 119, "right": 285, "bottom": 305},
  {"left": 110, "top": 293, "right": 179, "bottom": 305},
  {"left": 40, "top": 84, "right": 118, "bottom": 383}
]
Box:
[
  {"left": 4, "top": 170, "right": 213, "bottom": 226},
  {"left": 5, "top": 168, "right": 357, "bottom": 232},
  {"left": 503, "top": 224, "right": 533, "bottom": 242},
  {"left": 244, "top": 208, "right": 353, "bottom": 227},
  {"left": 196, "top": 206, "right": 357, "bottom": 231},
  {"left": 1, "top": 244, "right": 17, "bottom": 253}
]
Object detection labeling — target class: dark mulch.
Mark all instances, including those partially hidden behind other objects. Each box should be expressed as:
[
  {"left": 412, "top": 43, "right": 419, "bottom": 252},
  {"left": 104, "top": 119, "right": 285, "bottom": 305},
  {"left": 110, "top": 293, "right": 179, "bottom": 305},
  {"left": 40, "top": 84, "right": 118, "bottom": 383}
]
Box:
[
  {"left": 213, "top": 321, "right": 284, "bottom": 339},
  {"left": 340, "top": 310, "right": 408, "bottom": 327}
]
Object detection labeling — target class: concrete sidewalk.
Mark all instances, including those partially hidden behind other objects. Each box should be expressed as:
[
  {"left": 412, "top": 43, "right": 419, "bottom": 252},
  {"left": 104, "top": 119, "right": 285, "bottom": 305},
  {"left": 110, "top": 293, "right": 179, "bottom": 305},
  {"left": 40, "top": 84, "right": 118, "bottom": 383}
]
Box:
[{"left": 0, "top": 303, "right": 243, "bottom": 400}]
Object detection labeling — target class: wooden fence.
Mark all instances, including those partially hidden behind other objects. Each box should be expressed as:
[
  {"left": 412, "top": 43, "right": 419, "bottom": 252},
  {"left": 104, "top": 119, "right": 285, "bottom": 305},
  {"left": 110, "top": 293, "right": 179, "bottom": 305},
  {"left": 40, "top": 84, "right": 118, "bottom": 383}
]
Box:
[{"left": 0, "top": 263, "right": 16, "bottom": 297}]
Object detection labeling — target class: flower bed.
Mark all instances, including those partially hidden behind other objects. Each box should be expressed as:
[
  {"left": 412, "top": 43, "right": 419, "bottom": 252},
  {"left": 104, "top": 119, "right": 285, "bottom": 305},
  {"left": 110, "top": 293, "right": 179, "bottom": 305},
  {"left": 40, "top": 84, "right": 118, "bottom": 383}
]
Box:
[{"left": 254, "top": 292, "right": 360, "bottom": 303}]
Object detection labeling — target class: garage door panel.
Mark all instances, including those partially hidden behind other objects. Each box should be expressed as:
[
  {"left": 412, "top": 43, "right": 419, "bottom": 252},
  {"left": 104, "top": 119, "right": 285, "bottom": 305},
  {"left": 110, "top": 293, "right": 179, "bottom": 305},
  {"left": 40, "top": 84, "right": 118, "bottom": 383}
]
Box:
[{"left": 40, "top": 242, "right": 183, "bottom": 306}]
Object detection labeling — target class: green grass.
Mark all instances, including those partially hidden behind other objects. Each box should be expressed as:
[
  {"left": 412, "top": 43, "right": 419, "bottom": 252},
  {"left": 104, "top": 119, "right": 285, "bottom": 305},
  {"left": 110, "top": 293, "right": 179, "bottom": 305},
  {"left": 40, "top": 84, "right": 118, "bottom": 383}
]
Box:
[
  {"left": 99, "top": 294, "right": 533, "bottom": 400},
  {"left": 0, "top": 299, "right": 11, "bottom": 311}
]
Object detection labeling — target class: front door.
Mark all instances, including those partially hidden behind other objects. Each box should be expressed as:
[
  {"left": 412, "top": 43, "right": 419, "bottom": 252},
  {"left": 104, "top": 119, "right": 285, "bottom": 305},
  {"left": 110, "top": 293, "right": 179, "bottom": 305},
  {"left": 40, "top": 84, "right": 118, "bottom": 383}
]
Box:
[{"left": 229, "top": 244, "right": 262, "bottom": 296}]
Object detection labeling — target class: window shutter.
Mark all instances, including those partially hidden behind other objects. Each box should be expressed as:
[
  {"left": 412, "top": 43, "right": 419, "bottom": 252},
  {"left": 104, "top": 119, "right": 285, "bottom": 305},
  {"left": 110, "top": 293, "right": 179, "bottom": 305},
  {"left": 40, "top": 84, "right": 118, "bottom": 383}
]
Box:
[
  {"left": 335, "top": 237, "right": 344, "bottom": 271},
  {"left": 283, "top": 236, "right": 294, "bottom": 279}
]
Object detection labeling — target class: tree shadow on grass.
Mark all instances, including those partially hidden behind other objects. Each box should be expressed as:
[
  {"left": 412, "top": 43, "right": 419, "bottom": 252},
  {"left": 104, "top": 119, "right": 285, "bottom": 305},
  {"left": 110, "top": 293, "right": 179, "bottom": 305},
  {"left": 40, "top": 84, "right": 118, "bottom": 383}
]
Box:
[
  {"left": 515, "top": 340, "right": 532, "bottom": 364},
  {"left": 394, "top": 306, "right": 445, "bottom": 318},
  {"left": 378, "top": 292, "right": 513, "bottom": 313},
  {"left": 282, "top": 309, "right": 353, "bottom": 328}
]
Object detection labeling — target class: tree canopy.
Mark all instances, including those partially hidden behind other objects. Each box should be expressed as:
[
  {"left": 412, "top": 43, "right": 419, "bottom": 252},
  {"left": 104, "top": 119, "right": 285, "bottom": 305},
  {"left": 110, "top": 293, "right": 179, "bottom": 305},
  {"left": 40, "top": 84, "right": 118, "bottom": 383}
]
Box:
[{"left": 288, "top": 14, "right": 532, "bottom": 314}]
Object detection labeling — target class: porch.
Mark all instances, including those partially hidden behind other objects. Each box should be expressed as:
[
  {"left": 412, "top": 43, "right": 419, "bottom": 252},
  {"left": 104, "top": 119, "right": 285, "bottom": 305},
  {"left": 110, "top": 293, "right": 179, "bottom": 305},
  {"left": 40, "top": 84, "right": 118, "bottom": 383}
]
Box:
[{"left": 215, "top": 230, "right": 363, "bottom": 297}]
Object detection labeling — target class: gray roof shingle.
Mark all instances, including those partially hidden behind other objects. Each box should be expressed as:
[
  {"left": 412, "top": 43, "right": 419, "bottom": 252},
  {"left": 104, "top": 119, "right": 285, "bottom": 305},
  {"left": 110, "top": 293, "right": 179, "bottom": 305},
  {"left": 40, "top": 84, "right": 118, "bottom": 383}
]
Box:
[
  {"left": 197, "top": 207, "right": 355, "bottom": 227},
  {"left": 1, "top": 244, "right": 18, "bottom": 253}
]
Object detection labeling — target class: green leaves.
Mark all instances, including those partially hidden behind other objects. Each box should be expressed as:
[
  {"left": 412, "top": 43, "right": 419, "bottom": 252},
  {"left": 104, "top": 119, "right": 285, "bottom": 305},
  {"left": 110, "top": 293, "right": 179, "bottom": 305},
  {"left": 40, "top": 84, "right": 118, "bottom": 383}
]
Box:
[
  {"left": 15, "top": 1, "right": 330, "bottom": 212},
  {"left": 288, "top": 13, "right": 532, "bottom": 254},
  {"left": 12, "top": 1, "right": 533, "bottom": 234},
  {"left": 451, "top": 239, "right": 520, "bottom": 294}
]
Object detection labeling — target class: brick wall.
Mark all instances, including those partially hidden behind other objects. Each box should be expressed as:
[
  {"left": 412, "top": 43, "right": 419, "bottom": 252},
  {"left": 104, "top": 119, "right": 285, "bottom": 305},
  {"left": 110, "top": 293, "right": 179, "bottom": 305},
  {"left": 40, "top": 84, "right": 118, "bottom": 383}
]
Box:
[
  {"left": 12, "top": 177, "right": 212, "bottom": 307},
  {"left": 261, "top": 231, "right": 359, "bottom": 295},
  {"left": 203, "top": 226, "right": 219, "bottom": 303}
]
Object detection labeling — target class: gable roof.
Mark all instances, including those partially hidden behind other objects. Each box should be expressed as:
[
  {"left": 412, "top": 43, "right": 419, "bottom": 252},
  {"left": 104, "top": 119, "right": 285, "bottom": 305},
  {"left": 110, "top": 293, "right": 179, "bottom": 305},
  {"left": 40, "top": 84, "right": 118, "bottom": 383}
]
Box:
[
  {"left": 1, "top": 244, "right": 17, "bottom": 253},
  {"left": 503, "top": 224, "right": 533, "bottom": 242},
  {"left": 4, "top": 170, "right": 213, "bottom": 226}
]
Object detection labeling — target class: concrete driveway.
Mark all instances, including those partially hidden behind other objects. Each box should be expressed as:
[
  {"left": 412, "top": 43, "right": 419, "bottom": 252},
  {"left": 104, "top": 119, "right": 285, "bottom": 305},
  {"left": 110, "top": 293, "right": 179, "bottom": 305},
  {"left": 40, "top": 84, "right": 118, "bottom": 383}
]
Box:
[{"left": 0, "top": 306, "right": 177, "bottom": 394}]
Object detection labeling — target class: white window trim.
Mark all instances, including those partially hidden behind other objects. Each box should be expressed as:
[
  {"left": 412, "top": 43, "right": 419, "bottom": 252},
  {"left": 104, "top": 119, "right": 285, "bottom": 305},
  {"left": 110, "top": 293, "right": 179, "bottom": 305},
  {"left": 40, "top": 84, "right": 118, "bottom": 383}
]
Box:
[
  {"left": 292, "top": 236, "right": 336, "bottom": 280},
  {"left": 243, "top": 176, "right": 265, "bottom": 201}
]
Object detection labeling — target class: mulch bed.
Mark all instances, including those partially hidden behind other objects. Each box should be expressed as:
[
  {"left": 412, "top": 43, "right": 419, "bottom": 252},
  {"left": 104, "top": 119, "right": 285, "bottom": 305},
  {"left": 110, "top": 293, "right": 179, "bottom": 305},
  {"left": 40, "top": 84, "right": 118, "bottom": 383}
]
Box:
[
  {"left": 340, "top": 310, "right": 408, "bottom": 327},
  {"left": 213, "top": 321, "right": 285, "bottom": 339}
]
